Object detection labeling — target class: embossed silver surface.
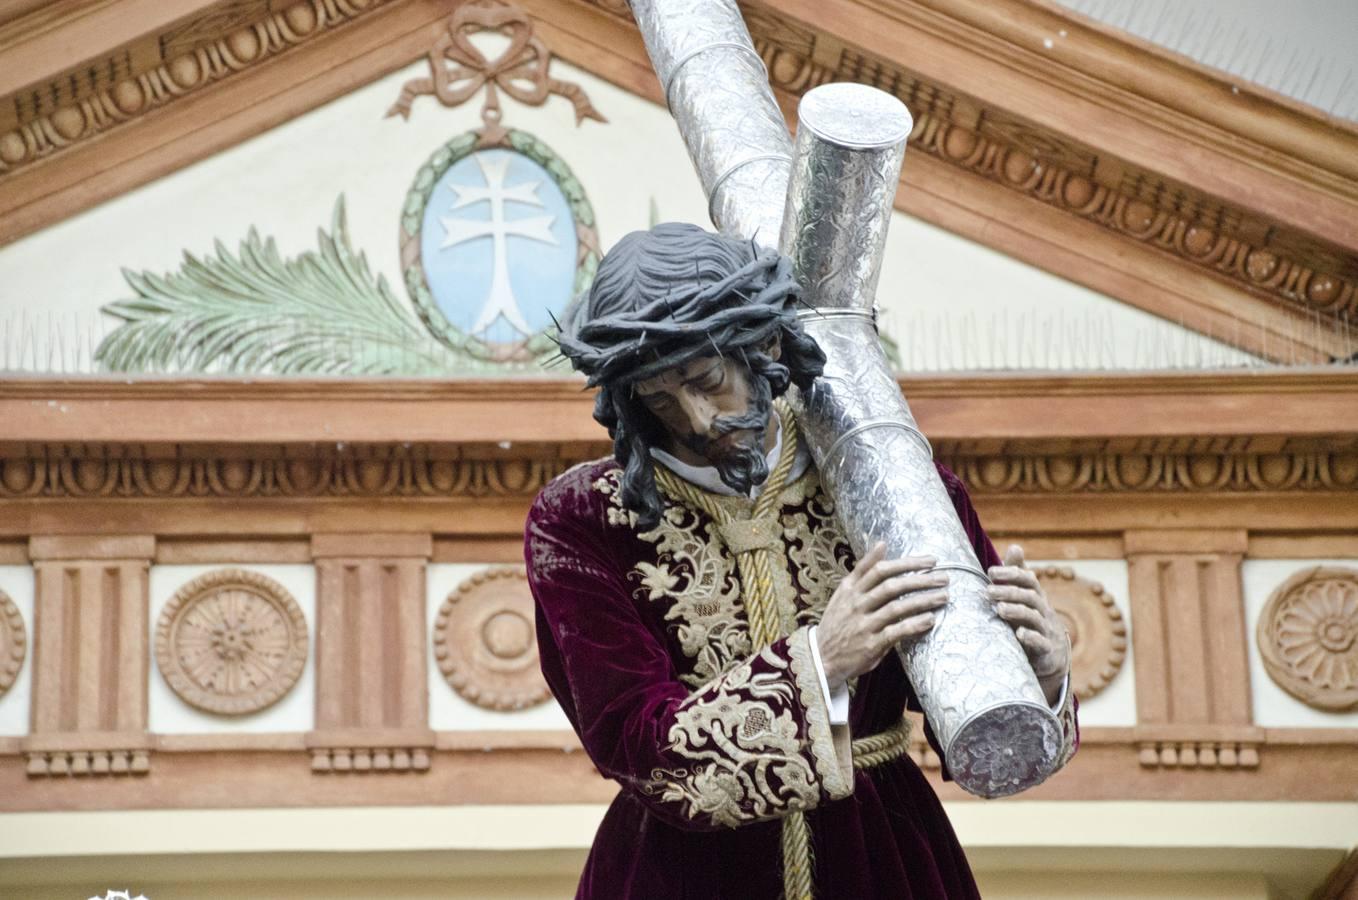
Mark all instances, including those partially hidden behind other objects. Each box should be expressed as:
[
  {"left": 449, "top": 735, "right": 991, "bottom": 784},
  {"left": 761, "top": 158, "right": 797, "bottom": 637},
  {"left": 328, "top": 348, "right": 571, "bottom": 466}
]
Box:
[
  {"left": 628, "top": 4, "right": 1062, "bottom": 796},
  {"left": 629, "top": 0, "right": 790, "bottom": 247},
  {"left": 780, "top": 83, "right": 1061, "bottom": 798}
]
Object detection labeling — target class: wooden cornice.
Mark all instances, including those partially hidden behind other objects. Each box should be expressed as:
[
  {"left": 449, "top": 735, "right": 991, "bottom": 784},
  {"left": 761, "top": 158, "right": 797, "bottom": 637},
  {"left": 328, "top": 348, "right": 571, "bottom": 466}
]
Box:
[
  {"left": 2, "top": 370, "right": 1357, "bottom": 445},
  {"left": 568, "top": 0, "right": 1358, "bottom": 362},
  {"left": 0, "top": 1, "right": 224, "bottom": 112},
  {"left": 2, "top": 0, "right": 1357, "bottom": 364}
]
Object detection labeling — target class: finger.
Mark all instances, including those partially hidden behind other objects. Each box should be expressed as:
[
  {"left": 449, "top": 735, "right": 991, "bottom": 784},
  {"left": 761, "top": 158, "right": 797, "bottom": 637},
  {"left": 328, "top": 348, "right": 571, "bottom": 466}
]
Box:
[
  {"left": 994, "top": 600, "right": 1044, "bottom": 630},
  {"left": 1003, "top": 544, "right": 1026, "bottom": 568},
  {"left": 883, "top": 612, "right": 936, "bottom": 646},
  {"left": 858, "top": 555, "right": 937, "bottom": 594},
  {"left": 870, "top": 588, "right": 949, "bottom": 626},
  {"left": 862, "top": 572, "right": 948, "bottom": 611},
  {"left": 1016, "top": 627, "right": 1052, "bottom": 658},
  {"left": 846, "top": 542, "right": 888, "bottom": 588},
  {"left": 987, "top": 583, "right": 1046, "bottom": 609},
  {"left": 988, "top": 565, "right": 1041, "bottom": 592}
]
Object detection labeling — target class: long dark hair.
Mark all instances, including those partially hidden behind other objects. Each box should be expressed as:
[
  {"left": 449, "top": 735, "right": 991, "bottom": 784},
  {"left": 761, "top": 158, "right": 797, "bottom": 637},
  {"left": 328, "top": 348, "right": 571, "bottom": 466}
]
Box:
[{"left": 557, "top": 223, "right": 825, "bottom": 529}]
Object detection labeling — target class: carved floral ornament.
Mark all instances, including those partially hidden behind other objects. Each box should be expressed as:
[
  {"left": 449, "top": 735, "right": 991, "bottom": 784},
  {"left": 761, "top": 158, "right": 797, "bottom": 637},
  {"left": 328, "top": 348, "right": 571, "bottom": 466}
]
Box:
[
  {"left": 1033, "top": 566, "right": 1126, "bottom": 700},
  {"left": 0, "top": 590, "right": 26, "bottom": 698},
  {"left": 154, "top": 568, "right": 309, "bottom": 716},
  {"left": 433, "top": 566, "right": 551, "bottom": 711},
  {"left": 1258, "top": 566, "right": 1358, "bottom": 711}
]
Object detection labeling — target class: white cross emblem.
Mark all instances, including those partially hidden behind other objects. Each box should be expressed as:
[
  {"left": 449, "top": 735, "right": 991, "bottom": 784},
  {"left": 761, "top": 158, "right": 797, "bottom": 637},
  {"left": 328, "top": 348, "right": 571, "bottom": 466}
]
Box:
[{"left": 439, "top": 153, "right": 559, "bottom": 337}]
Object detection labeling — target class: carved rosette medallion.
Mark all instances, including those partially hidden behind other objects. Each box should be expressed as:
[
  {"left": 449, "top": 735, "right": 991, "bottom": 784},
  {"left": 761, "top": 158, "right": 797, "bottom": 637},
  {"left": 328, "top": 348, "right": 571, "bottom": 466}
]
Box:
[
  {"left": 0, "top": 590, "right": 26, "bottom": 697},
  {"left": 1035, "top": 566, "right": 1127, "bottom": 700},
  {"left": 1258, "top": 566, "right": 1358, "bottom": 711},
  {"left": 433, "top": 566, "right": 550, "bottom": 710},
  {"left": 155, "top": 568, "right": 308, "bottom": 715}
]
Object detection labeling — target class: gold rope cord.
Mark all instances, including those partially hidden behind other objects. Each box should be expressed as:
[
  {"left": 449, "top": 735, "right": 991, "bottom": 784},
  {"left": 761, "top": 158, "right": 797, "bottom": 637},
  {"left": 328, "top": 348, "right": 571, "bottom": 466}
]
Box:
[
  {"left": 653, "top": 400, "right": 811, "bottom": 899},
  {"left": 852, "top": 716, "right": 912, "bottom": 770},
  {"left": 653, "top": 401, "right": 912, "bottom": 900}
]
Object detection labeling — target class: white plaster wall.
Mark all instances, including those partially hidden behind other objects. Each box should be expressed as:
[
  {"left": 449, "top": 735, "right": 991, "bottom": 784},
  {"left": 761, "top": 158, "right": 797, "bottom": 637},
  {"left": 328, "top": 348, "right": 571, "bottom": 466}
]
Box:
[
  {"left": 426, "top": 563, "right": 570, "bottom": 731},
  {"left": 147, "top": 564, "right": 316, "bottom": 734},
  {"left": 1029, "top": 559, "right": 1136, "bottom": 726},
  {"left": 0, "top": 566, "right": 34, "bottom": 736},
  {"left": 1241, "top": 559, "right": 1358, "bottom": 728},
  {"left": 0, "top": 52, "right": 1254, "bottom": 373}
]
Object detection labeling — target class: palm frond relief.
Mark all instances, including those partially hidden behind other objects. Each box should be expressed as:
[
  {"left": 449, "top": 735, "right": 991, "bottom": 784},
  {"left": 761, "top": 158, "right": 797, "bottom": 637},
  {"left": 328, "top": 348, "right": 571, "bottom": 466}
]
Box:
[{"left": 96, "top": 197, "right": 540, "bottom": 375}]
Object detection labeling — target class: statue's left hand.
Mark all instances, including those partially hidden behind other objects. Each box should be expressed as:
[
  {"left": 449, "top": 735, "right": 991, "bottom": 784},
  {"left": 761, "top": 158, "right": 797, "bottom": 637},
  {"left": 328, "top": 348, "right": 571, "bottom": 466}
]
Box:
[{"left": 987, "top": 545, "right": 1070, "bottom": 705}]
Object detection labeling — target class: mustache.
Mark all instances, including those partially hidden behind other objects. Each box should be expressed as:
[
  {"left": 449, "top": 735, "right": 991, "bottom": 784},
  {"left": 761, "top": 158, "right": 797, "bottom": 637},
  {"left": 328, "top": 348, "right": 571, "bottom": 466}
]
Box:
[{"left": 681, "top": 409, "right": 767, "bottom": 454}]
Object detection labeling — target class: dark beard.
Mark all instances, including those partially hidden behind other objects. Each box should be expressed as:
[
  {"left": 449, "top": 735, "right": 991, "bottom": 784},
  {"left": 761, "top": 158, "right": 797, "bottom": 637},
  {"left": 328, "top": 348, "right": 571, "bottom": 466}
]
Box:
[{"left": 678, "top": 373, "right": 774, "bottom": 495}]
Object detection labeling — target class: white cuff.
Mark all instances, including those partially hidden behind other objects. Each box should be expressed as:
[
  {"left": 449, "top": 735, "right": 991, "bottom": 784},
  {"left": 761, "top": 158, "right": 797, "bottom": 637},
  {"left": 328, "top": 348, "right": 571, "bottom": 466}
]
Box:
[
  {"left": 1049, "top": 672, "right": 1070, "bottom": 713},
  {"left": 808, "top": 625, "right": 851, "bottom": 725}
]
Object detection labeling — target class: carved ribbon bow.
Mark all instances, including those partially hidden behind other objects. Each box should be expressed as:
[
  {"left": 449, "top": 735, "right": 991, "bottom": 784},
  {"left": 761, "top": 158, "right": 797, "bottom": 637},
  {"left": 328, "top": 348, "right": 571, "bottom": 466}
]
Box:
[{"left": 387, "top": 1, "right": 605, "bottom": 130}]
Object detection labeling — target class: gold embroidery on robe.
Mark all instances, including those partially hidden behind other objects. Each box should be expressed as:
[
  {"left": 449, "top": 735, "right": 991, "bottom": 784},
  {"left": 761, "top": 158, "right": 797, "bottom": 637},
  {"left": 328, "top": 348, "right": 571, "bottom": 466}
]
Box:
[
  {"left": 594, "top": 468, "right": 845, "bottom": 687},
  {"left": 595, "top": 470, "right": 749, "bottom": 686},
  {"left": 646, "top": 640, "right": 827, "bottom": 828}
]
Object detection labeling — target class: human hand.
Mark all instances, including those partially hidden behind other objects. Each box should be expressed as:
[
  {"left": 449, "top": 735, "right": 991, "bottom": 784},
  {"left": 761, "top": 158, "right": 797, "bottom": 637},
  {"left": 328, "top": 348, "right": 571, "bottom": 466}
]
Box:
[
  {"left": 987, "top": 545, "right": 1070, "bottom": 704},
  {"left": 815, "top": 542, "right": 949, "bottom": 687}
]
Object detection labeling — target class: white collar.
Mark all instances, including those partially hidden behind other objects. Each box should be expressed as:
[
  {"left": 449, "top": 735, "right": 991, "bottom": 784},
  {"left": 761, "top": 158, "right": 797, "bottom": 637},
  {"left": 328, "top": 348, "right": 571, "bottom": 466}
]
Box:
[{"left": 650, "top": 416, "right": 810, "bottom": 499}]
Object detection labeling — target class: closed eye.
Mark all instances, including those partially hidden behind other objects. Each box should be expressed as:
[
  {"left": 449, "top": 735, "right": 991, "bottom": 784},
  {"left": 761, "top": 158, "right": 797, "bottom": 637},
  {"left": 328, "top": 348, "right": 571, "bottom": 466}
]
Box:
[
  {"left": 642, "top": 394, "right": 676, "bottom": 414},
  {"left": 693, "top": 366, "right": 725, "bottom": 392}
]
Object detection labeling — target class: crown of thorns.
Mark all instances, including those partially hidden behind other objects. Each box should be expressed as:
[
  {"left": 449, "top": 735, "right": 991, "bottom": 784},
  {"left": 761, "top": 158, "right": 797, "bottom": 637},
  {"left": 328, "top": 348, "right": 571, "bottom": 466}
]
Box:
[{"left": 556, "top": 248, "right": 801, "bottom": 388}]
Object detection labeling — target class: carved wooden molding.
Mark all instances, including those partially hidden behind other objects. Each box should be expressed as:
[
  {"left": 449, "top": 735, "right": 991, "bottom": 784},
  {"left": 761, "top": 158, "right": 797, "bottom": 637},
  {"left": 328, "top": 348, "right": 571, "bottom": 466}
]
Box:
[
  {"left": 0, "top": 447, "right": 577, "bottom": 500},
  {"left": 306, "top": 727, "right": 435, "bottom": 774},
  {"left": 25, "top": 747, "right": 151, "bottom": 777},
  {"left": 939, "top": 447, "right": 1358, "bottom": 495},
  {"left": 1034, "top": 566, "right": 1126, "bottom": 700},
  {"left": 0, "top": 589, "right": 25, "bottom": 697},
  {"left": 0, "top": 0, "right": 394, "bottom": 180},
  {"left": 309, "top": 746, "right": 432, "bottom": 773},
  {"left": 433, "top": 566, "right": 551, "bottom": 711},
  {"left": 1126, "top": 548, "right": 1253, "bottom": 764},
  {"left": 312, "top": 556, "right": 430, "bottom": 761},
  {"left": 5, "top": 371, "right": 1358, "bottom": 444},
  {"left": 1257, "top": 566, "right": 1358, "bottom": 712},
  {"left": 5, "top": 729, "right": 1357, "bottom": 808},
  {"left": 154, "top": 567, "right": 309, "bottom": 716},
  {"left": 1135, "top": 740, "right": 1260, "bottom": 770},
  {"left": 1, "top": 441, "right": 1355, "bottom": 501},
  {"left": 26, "top": 554, "right": 152, "bottom": 777}
]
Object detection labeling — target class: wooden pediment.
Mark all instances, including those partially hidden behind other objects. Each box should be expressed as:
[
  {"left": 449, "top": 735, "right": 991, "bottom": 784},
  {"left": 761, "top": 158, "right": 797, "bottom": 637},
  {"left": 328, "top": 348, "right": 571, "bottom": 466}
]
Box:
[{"left": 1, "top": 0, "right": 1355, "bottom": 362}]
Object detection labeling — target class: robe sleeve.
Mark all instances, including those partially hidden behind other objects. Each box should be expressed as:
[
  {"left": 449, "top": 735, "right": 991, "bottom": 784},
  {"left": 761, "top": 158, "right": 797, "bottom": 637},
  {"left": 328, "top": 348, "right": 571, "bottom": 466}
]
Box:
[
  {"left": 525, "top": 483, "right": 854, "bottom": 832},
  {"left": 910, "top": 464, "right": 1081, "bottom": 778}
]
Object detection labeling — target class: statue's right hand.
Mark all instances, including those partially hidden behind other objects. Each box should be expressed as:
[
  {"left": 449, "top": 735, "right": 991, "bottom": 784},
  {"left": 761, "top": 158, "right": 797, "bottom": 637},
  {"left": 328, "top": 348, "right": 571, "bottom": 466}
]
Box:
[{"left": 815, "top": 542, "right": 948, "bottom": 687}]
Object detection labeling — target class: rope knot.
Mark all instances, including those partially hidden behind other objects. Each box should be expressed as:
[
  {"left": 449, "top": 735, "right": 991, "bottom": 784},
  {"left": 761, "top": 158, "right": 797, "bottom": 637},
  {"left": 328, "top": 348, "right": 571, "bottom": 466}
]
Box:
[{"left": 716, "top": 518, "right": 783, "bottom": 554}]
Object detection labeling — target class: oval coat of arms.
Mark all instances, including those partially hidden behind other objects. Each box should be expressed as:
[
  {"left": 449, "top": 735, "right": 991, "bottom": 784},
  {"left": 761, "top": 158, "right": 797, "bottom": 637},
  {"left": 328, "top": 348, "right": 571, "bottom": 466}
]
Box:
[{"left": 402, "top": 130, "right": 599, "bottom": 363}]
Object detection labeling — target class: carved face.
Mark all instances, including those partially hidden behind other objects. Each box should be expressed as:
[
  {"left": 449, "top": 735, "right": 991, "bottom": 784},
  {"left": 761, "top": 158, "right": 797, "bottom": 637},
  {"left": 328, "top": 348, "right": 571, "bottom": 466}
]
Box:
[{"left": 633, "top": 354, "right": 775, "bottom": 494}]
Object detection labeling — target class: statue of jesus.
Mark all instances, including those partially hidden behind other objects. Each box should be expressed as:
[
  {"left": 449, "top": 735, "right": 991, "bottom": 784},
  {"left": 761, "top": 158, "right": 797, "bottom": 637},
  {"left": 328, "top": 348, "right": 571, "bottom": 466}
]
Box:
[{"left": 525, "top": 222, "right": 1078, "bottom": 899}]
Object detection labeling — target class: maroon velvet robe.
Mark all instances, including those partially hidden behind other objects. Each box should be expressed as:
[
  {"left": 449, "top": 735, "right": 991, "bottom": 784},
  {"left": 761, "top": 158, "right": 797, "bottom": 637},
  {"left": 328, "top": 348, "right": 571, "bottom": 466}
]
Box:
[{"left": 525, "top": 457, "right": 1077, "bottom": 899}]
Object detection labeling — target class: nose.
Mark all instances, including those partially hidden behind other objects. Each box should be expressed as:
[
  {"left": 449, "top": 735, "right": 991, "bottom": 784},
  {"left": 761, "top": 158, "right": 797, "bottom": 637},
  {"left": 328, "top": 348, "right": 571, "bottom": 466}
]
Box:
[{"left": 675, "top": 390, "right": 717, "bottom": 438}]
